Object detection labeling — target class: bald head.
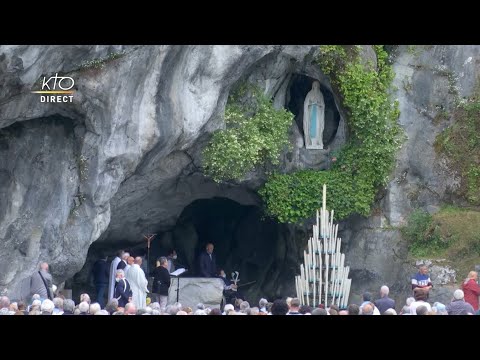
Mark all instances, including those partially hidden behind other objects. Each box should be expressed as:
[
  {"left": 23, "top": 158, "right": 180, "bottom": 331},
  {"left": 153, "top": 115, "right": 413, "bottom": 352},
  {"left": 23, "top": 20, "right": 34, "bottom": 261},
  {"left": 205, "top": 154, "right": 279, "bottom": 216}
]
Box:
[
  {"left": 39, "top": 262, "right": 49, "bottom": 271},
  {"left": 361, "top": 303, "right": 373, "bottom": 315},
  {"left": 135, "top": 257, "right": 142, "bottom": 265}
]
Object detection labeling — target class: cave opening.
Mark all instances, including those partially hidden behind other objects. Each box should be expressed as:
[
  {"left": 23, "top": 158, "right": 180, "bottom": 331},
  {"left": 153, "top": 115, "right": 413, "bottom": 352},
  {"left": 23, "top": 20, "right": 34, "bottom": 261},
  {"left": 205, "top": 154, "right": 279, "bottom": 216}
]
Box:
[
  {"left": 69, "top": 196, "right": 301, "bottom": 305},
  {"left": 287, "top": 74, "right": 340, "bottom": 148}
]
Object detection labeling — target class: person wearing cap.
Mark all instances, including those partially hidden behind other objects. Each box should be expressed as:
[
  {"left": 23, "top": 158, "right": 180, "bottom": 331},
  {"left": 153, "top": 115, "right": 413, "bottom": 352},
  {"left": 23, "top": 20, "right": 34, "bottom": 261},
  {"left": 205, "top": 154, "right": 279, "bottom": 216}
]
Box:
[
  {"left": 462, "top": 271, "right": 480, "bottom": 311},
  {"left": 446, "top": 289, "right": 475, "bottom": 315},
  {"left": 432, "top": 302, "right": 448, "bottom": 315}
]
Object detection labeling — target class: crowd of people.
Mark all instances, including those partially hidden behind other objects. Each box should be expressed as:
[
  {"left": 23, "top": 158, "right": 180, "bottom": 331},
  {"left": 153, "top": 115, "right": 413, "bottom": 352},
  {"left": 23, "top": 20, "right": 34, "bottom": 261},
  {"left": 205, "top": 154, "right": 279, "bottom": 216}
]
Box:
[{"left": 2, "top": 250, "right": 480, "bottom": 315}]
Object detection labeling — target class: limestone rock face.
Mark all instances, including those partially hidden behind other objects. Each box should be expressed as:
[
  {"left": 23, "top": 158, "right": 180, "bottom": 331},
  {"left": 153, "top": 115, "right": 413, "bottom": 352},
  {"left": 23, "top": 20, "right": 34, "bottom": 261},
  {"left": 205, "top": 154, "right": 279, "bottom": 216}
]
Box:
[{"left": 2, "top": 45, "right": 479, "bottom": 308}]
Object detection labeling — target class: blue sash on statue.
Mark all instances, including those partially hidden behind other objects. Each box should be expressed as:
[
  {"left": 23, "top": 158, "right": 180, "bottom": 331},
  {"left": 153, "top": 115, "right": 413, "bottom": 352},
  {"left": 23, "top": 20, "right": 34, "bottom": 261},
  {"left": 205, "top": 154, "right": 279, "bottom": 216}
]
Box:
[{"left": 310, "top": 104, "right": 317, "bottom": 138}]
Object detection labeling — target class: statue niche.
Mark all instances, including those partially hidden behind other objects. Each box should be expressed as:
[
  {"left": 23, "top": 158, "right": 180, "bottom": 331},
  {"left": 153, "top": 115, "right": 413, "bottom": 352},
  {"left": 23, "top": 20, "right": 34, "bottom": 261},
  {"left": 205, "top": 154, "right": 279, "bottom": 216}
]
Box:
[{"left": 303, "top": 81, "right": 325, "bottom": 149}]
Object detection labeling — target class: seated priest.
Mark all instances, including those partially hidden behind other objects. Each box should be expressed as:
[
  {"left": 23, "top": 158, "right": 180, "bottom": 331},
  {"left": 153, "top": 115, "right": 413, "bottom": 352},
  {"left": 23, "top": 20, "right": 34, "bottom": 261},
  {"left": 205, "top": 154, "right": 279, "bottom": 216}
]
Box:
[{"left": 218, "top": 269, "right": 243, "bottom": 305}]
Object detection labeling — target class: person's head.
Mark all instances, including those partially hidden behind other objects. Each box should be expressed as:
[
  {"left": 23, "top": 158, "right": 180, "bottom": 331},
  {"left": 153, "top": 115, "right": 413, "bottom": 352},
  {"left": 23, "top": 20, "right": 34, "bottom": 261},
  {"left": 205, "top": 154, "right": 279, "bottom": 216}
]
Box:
[
  {"left": 311, "top": 308, "right": 328, "bottom": 315},
  {"left": 39, "top": 262, "right": 49, "bottom": 272},
  {"left": 168, "top": 249, "right": 177, "bottom": 260},
  {"left": 127, "top": 256, "right": 134, "bottom": 265},
  {"left": 159, "top": 257, "right": 168, "bottom": 269},
  {"left": 116, "top": 269, "right": 125, "bottom": 280},
  {"left": 414, "top": 288, "right": 428, "bottom": 302},
  {"left": 348, "top": 304, "right": 360, "bottom": 315},
  {"left": 134, "top": 256, "right": 142, "bottom": 266},
  {"left": 416, "top": 305, "right": 428, "bottom": 315},
  {"left": 63, "top": 299, "right": 75, "bottom": 313},
  {"left": 125, "top": 302, "right": 137, "bottom": 315},
  {"left": 419, "top": 265, "right": 428, "bottom": 275},
  {"left": 453, "top": 289, "right": 464, "bottom": 300},
  {"left": 338, "top": 310, "right": 349, "bottom": 315},
  {"left": 122, "top": 252, "right": 130, "bottom": 261},
  {"left": 80, "top": 293, "right": 91, "bottom": 304},
  {"left": 0, "top": 296, "right": 10, "bottom": 309},
  {"left": 53, "top": 297, "right": 63, "bottom": 310},
  {"left": 361, "top": 303, "right": 373, "bottom": 315},
  {"left": 219, "top": 269, "right": 226, "bottom": 278},
  {"left": 271, "top": 299, "right": 289, "bottom": 315},
  {"left": 17, "top": 301, "right": 26, "bottom": 311},
  {"left": 329, "top": 309, "right": 338, "bottom": 315},
  {"left": 9, "top": 302, "right": 18, "bottom": 312},
  {"left": 286, "top": 297, "right": 293, "bottom": 308},
  {"left": 434, "top": 302, "right": 447, "bottom": 315},
  {"left": 467, "top": 271, "right": 478, "bottom": 281},
  {"left": 116, "top": 250, "right": 125, "bottom": 258},
  {"left": 89, "top": 303, "right": 101, "bottom": 315},
  {"left": 406, "top": 297, "right": 415, "bottom": 306},
  {"left": 362, "top": 292, "right": 372, "bottom": 302},
  {"left": 223, "top": 304, "right": 234, "bottom": 314},
  {"left": 290, "top": 298, "right": 301, "bottom": 311},
  {"left": 176, "top": 310, "right": 188, "bottom": 315},
  {"left": 209, "top": 308, "right": 222, "bottom": 315},
  {"left": 259, "top": 298, "right": 268, "bottom": 309},
  {"left": 240, "top": 301, "right": 250, "bottom": 313},
  {"left": 206, "top": 243, "right": 214, "bottom": 254},
  {"left": 380, "top": 285, "right": 389, "bottom": 298},
  {"left": 383, "top": 308, "right": 397, "bottom": 315},
  {"left": 40, "top": 299, "right": 54, "bottom": 314},
  {"left": 329, "top": 304, "right": 340, "bottom": 313},
  {"left": 79, "top": 301, "right": 89, "bottom": 314},
  {"left": 401, "top": 305, "right": 411, "bottom": 315}
]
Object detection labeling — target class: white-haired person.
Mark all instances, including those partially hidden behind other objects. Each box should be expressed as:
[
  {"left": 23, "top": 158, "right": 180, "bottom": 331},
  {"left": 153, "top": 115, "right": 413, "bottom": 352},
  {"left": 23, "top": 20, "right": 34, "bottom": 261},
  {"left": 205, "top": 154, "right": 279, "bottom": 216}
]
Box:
[
  {"left": 446, "top": 289, "right": 475, "bottom": 315},
  {"left": 222, "top": 304, "right": 234, "bottom": 315},
  {"left": 40, "top": 299, "right": 55, "bottom": 315},
  {"left": 78, "top": 301, "right": 90, "bottom": 315},
  {"left": 63, "top": 299, "right": 75, "bottom": 315},
  {"left": 374, "top": 285, "right": 396, "bottom": 314},
  {"left": 114, "top": 269, "right": 132, "bottom": 308},
  {"left": 89, "top": 302, "right": 101, "bottom": 315},
  {"left": 259, "top": 298, "right": 268, "bottom": 314},
  {"left": 52, "top": 297, "right": 64, "bottom": 315}
]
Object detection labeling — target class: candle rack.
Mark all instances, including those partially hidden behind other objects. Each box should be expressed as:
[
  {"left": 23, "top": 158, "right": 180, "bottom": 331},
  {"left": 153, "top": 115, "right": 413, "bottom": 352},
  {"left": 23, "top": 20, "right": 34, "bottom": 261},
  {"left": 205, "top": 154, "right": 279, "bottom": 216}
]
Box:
[{"left": 295, "top": 184, "right": 352, "bottom": 309}]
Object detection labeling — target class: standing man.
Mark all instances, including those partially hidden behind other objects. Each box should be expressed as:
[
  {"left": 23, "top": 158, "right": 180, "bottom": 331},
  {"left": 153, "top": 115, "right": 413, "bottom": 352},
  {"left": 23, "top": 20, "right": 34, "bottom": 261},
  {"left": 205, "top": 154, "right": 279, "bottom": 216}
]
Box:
[
  {"left": 92, "top": 253, "right": 109, "bottom": 308},
  {"left": 152, "top": 257, "right": 171, "bottom": 311},
  {"left": 167, "top": 249, "right": 178, "bottom": 273},
  {"left": 199, "top": 243, "right": 217, "bottom": 278},
  {"left": 30, "top": 262, "right": 54, "bottom": 301},
  {"left": 124, "top": 256, "right": 135, "bottom": 276},
  {"left": 126, "top": 257, "right": 149, "bottom": 309},
  {"left": 374, "top": 285, "right": 396, "bottom": 314},
  {"left": 411, "top": 265, "right": 433, "bottom": 295},
  {"left": 462, "top": 271, "right": 480, "bottom": 311},
  {"left": 117, "top": 252, "right": 130, "bottom": 270},
  {"left": 108, "top": 250, "right": 124, "bottom": 301},
  {"left": 114, "top": 269, "right": 132, "bottom": 308}
]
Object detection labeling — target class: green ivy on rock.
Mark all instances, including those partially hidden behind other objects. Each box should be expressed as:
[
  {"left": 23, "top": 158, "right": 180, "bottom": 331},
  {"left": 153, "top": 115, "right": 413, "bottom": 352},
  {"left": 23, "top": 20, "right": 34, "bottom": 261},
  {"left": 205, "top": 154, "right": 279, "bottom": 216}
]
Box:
[
  {"left": 260, "top": 45, "right": 402, "bottom": 223},
  {"left": 203, "top": 84, "right": 294, "bottom": 182}
]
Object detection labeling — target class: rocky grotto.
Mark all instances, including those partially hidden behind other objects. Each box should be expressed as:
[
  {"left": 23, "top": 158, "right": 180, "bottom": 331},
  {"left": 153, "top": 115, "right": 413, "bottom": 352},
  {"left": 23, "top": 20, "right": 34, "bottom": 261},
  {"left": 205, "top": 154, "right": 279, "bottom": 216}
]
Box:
[{"left": 1, "top": 45, "right": 480, "bottom": 307}]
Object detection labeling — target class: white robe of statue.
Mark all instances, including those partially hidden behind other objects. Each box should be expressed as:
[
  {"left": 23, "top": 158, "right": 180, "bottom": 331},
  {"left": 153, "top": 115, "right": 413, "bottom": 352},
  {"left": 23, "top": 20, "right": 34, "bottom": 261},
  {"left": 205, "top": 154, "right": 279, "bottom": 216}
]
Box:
[
  {"left": 303, "top": 81, "right": 325, "bottom": 149},
  {"left": 108, "top": 256, "right": 121, "bottom": 300},
  {"left": 126, "top": 264, "right": 149, "bottom": 309}
]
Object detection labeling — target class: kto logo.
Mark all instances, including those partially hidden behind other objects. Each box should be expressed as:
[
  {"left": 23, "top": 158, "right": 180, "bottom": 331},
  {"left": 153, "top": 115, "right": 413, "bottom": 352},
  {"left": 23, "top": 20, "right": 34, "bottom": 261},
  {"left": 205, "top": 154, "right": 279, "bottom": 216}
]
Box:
[{"left": 31, "top": 73, "right": 75, "bottom": 103}]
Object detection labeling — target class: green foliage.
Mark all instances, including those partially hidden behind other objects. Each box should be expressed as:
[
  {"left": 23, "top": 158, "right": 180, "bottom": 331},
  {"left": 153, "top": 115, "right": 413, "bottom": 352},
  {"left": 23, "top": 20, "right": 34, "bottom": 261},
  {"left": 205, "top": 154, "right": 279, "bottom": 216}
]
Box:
[
  {"left": 78, "top": 51, "right": 127, "bottom": 71},
  {"left": 202, "top": 85, "right": 294, "bottom": 182},
  {"left": 434, "top": 99, "right": 480, "bottom": 205},
  {"left": 402, "top": 209, "right": 445, "bottom": 257},
  {"left": 260, "top": 45, "right": 402, "bottom": 223}
]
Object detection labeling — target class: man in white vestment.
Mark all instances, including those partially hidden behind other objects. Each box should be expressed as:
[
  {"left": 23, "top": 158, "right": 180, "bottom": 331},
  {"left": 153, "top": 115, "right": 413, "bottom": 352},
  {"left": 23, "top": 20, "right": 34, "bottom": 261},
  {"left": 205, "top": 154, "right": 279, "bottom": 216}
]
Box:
[
  {"left": 108, "top": 250, "right": 124, "bottom": 301},
  {"left": 126, "top": 257, "right": 149, "bottom": 309}
]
